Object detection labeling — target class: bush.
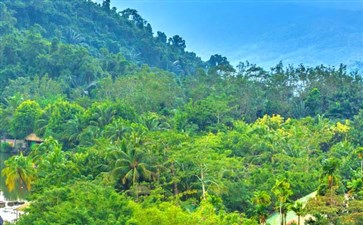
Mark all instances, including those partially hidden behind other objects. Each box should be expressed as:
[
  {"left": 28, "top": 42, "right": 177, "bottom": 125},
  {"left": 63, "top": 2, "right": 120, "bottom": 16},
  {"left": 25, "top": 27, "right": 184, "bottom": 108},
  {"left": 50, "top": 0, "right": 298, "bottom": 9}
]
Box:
[{"left": 0, "top": 142, "right": 13, "bottom": 153}]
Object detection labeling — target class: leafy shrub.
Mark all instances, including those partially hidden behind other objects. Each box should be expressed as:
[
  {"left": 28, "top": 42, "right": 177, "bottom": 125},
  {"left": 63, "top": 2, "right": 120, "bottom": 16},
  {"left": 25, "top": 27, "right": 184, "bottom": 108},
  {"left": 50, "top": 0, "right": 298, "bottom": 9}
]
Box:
[{"left": 0, "top": 142, "right": 13, "bottom": 153}]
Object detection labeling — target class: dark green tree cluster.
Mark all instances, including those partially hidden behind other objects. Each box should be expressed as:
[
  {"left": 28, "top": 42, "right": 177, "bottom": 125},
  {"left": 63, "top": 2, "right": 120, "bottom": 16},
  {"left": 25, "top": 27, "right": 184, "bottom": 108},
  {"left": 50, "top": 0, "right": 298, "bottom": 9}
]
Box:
[{"left": 1, "top": 0, "right": 204, "bottom": 75}]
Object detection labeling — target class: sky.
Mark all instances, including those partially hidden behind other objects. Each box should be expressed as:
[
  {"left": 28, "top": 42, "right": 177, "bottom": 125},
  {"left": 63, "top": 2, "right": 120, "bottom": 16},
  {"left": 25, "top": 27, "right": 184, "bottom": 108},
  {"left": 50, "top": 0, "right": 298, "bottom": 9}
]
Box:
[{"left": 95, "top": 0, "right": 363, "bottom": 68}]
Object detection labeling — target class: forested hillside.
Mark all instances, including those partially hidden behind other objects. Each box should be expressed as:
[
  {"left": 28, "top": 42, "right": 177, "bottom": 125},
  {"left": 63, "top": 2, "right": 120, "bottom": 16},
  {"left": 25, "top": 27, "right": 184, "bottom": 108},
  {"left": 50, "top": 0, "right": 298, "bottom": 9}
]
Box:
[
  {"left": 1, "top": 0, "right": 363, "bottom": 224},
  {"left": 1, "top": 0, "right": 203, "bottom": 75}
]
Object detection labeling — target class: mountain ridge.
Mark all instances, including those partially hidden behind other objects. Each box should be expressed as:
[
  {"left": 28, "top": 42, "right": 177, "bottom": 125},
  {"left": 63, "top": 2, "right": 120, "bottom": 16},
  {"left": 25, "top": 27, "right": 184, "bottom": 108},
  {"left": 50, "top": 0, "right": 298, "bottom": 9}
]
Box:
[{"left": 1, "top": 0, "right": 204, "bottom": 75}]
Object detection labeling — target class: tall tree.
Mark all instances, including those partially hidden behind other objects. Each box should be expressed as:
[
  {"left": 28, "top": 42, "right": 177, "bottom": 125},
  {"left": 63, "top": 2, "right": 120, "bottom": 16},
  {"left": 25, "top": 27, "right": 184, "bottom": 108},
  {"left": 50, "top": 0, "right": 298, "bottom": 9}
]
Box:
[
  {"left": 252, "top": 191, "right": 271, "bottom": 225},
  {"left": 11, "top": 100, "right": 43, "bottom": 138},
  {"left": 2, "top": 153, "right": 36, "bottom": 192},
  {"left": 207, "top": 54, "right": 235, "bottom": 74},
  {"left": 156, "top": 31, "right": 167, "bottom": 43},
  {"left": 355, "top": 147, "right": 363, "bottom": 173},
  {"left": 168, "top": 35, "right": 186, "bottom": 51},
  {"left": 175, "top": 133, "right": 239, "bottom": 200},
  {"left": 272, "top": 179, "right": 293, "bottom": 225},
  {"left": 290, "top": 202, "right": 304, "bottom": 225},
  {"left": 110, "top": 140, "right": 153, "bottom": 191},
  {"left": 102, "top": 0, "right": 111, "bottom": 11},
  {"left": 320, "top": 157, "right": 340, "bottom": 206}
]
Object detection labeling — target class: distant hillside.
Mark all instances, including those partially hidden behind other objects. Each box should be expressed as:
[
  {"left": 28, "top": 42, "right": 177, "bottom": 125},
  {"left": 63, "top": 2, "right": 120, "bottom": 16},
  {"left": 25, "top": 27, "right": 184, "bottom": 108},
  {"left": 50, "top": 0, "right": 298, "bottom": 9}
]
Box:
[
  {"left": 2, "top": 0, "right": 203, "bottom": 75},
  {"left": 226, "top": 6, "right": 363, "bottom": 70}
]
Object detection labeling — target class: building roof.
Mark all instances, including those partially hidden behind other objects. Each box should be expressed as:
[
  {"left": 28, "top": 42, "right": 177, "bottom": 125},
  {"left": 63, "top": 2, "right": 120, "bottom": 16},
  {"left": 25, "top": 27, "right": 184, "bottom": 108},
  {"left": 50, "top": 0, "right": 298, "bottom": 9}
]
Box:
[{"left": 24, "top": 133, "right": 43, "bottom": 142}]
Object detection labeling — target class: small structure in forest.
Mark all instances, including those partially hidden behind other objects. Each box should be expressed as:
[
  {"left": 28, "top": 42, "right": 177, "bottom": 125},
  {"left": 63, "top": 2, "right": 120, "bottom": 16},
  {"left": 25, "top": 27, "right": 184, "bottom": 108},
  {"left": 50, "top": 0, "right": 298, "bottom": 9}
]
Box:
[
  {"left": 24, "top": 133, "right": 43, "bottom": 149},
  {"left": 1, "top": 133, "right": 43, "bottom": 152}
]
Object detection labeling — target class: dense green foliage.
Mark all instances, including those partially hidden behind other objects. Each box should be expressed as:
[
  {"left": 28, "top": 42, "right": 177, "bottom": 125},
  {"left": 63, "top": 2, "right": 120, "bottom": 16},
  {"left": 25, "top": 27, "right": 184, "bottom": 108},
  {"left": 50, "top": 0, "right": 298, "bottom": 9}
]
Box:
[
  {"left": 1, "top": 0, "right": 363, "bottom": 224},
  {"left": 1, "top": 0, "right": 203, "bottom": 75}
]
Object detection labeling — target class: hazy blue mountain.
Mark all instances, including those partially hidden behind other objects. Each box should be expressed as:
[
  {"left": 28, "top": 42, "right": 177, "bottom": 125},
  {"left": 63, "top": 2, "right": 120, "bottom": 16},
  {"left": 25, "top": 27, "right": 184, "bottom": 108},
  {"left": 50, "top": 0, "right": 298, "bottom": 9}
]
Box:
[{"left": 100, "top": 1, "right": 363, "bottom": 70}]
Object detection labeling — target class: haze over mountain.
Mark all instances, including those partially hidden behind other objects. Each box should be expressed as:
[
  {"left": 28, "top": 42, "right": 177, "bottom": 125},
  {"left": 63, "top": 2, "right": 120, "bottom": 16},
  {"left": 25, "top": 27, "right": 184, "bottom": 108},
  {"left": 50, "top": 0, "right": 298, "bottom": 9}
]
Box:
[{"left": 100, "top": 0, "right": 363, "bottom": 69}]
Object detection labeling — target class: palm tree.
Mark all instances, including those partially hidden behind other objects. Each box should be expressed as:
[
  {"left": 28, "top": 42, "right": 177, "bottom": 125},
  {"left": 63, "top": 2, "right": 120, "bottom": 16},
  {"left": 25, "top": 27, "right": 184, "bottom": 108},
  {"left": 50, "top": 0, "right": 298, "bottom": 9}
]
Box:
[
  {"left": 31, "top": 137, "right": 67, "bottom": 179},
  {"left": 78, "top": 126, "right": 101, "bottom": 147},
  {"left": 102, "top": 119, "right": 130, "bottom": 142},
  {"left": 321, "top": 157, "right": 340, "bottom": 206},
  {"left": 140, "top": 112, "right": 170, "bottom": 131},
  {"left": 1, "top": 153, "right": 36, "bottom": 192},
  {"left": 111, "top": 140, "right": 152, "bottom": 188},
  {"left": 355, "top": 147, "right": 363, "bottom": 173},
  {"left": 30, "top": 136, "right": 60, "bottom": 164},
  {"left": 65, "top": 114, "right": 84, "bottom": 146},
  {"left": 128, "top": 129, "right": 145, "bottom": 147},
  {"left": 347, "top": 178, "right": 363, "bottom": 198},
  {"left": 272, "top": 179, "right": 293, "bottom": 225},
  {"left": 41, "top": 140, "right": 65, "bottom": 170},
  {"left": 252, "top": 191, "right": 271, "bottom": 225},
  {"left": 290, "top": 202, "right": 304, "bottom": 225},
  {"left": 0, "top": 95, "right": 23, "bottom": 141},
  {"left": 89, "top": 104, "right": 116, "bottom": 128}
]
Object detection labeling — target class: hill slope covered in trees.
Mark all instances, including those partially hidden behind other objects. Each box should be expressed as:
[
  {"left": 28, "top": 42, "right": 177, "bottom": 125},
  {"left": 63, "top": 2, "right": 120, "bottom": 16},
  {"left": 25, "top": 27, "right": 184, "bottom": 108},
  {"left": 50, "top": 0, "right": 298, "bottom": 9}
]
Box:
[
  {"left": 1, "top": 0, "right": 203, "bottom": 75},
  {"left": 1, "top": 0, "right": 363, "bottom": 224}
]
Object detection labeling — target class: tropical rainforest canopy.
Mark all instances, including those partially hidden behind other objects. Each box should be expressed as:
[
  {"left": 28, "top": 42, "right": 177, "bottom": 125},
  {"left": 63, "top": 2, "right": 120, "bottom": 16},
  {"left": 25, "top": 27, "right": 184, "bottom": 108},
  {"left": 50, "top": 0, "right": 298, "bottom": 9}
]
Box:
[{"left": 1, "top": 0, "right": 363, "bottom": 224}]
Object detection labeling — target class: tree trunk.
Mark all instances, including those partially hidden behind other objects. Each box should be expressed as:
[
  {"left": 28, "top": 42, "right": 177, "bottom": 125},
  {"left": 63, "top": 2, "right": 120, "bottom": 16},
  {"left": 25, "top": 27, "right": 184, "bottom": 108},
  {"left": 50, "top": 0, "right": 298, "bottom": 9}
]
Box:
[
  {"left": 285, "top": 214, "right": 287, "bottom": 225},
  {"left": 171, "top": 162, "right": 178, "bottom": 196},
  {"left": 330, "top": 185, "right": 333, "bottom": 207},
  {"left": 330, "top": 175, "right": 333, "bottom": 207},
  {"left": 305, "top": 149, "right": 310, "bottom": 173},
  {"left": 18, "top": 172, "right": 27, "bottom": 190},
  {"left": 260, "top": 216, "right": 265, "bottom": 225},
  {"left": 263, "top": 216, "right": 267, "bottom": 225},
  {"left": 201, "top": 169, "right": 206, "bottom": 200},
  {"left": 133, "top": 168, "right": 139, "bottom": 200},
  {"left": 298, "top": 215, "right": 300, "bottom": 225}
]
